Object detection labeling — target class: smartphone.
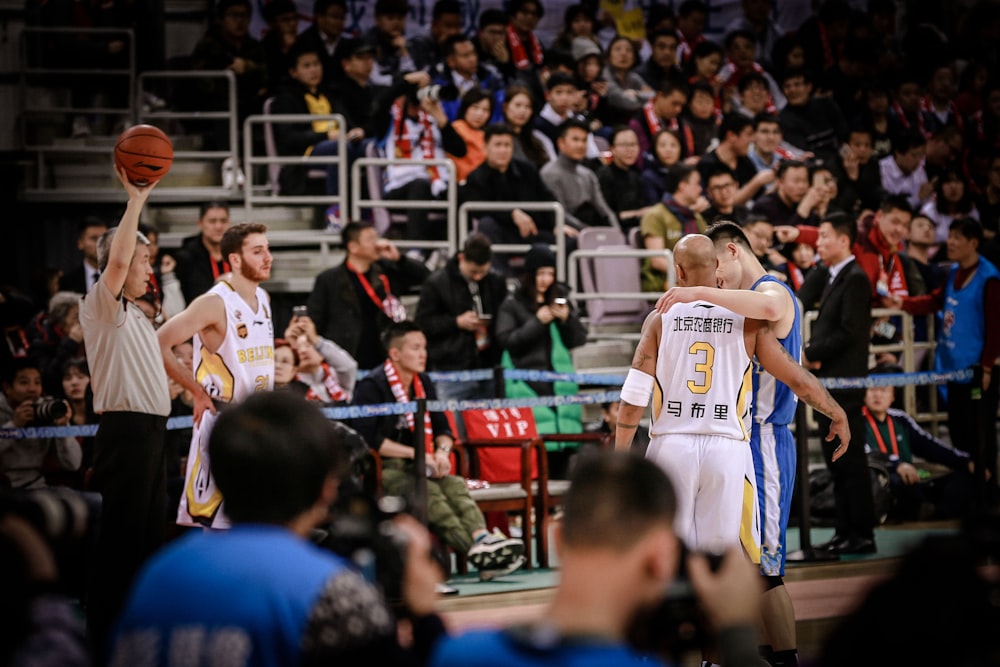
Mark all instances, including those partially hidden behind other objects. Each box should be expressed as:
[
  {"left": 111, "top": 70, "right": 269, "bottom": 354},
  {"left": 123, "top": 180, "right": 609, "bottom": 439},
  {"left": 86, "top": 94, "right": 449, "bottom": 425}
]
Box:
[
  {"left": 292, "top": 305, "right": 308, "bottom": 318},
  {"left": 553, "top": 298, "right": 568, "bottom": 306}
]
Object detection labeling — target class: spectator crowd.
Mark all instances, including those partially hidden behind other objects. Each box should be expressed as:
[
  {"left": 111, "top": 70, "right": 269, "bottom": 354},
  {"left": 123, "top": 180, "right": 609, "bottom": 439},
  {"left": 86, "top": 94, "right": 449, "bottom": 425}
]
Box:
[{"left": 4, "top": 1, "right": 1000, "bottom": 666}]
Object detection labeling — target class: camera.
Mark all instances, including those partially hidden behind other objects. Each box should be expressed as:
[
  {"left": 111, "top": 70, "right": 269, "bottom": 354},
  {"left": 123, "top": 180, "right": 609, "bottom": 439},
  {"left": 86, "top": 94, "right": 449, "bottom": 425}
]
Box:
[
  {"left": 416, "top": 83, "right": 459, "bottom": 104},
  {"left": 0, "top": 487, "right": 98, "bottom": 597},
  {"left": 315, "top": 492, "right": 410, "bottom": 609},
  {"left": 292, "top": 305, "right": 308, "bottom": 319},
  {"left": 553, "top": 298, "right": 568, "bottom": 306},
  {"left": 626, "top": 544, "right": 724, "bottom": 662},
  {"left": 312, "top": 421, "right": 410, "bottom": 608},
  {"left": 33, "top": 396, "right": 68, "bottom": 425}
]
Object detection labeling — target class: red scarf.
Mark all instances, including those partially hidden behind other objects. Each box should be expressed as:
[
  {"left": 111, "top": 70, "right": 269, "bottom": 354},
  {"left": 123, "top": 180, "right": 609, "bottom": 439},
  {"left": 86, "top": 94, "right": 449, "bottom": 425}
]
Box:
[
  {"left": 921, "top": 95, "right": 963, "bottom": 132},
  {"left": 817, "top": 22, "right": 835, "bottom": 71},
  {"left": 301, "top": 362, "right": 347, "bottom": 403},
  {"left": 866, "top": 223, "right": 909, "bottom": 296},
  {"left": 786, "top": 262, "right": 805, "bottom": 292},
  {"left": 384, "top": 359, "right": 434, "bottom": 454},
  {"left": 390, "top": 101, "right": 442, "bottom": 183},
  {"left": 863, "top": 407, "right": 899, "bottom": 457},
  {"left": 891, "top": 101, "right": 928, "bottom": 138},
  {"left": 676, "top": 30, "right": 704, "bottom": 65},
  {"left": 506, "top": 23, "right": 543, "bottom": 70},
  {"left": 347, "top": 261, "right": 406, "bottom": 322},
  {"left": 643, "top": 100, "right": 696, "bottom": 156}
]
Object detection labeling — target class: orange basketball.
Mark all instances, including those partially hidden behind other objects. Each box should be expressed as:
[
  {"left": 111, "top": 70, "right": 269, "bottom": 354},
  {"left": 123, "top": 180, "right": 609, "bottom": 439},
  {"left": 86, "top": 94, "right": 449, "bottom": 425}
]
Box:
[{"left": 114, "top": 124, "right": 173, "bottom": 186}]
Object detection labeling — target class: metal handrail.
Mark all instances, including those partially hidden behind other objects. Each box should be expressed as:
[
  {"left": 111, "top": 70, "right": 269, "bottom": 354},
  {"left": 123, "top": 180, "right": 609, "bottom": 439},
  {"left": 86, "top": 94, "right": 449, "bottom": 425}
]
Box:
[
  {"left": 242, "top": 112, "right": 347, "bottom": 210},
  {"left": 350, "top": 157, "right": 457, "bottom": 254},
  {"left": 567, "top": 247, "right": 676, "bottom": 305},
  {"left": 457, "top": 201, "right": 567, "bottom": 282},
  {"left": 802, "top": 307, "right": 944, "bottom": 436},
  {"left": 19, "top": 27, "right": 136, "bottom": 199}
]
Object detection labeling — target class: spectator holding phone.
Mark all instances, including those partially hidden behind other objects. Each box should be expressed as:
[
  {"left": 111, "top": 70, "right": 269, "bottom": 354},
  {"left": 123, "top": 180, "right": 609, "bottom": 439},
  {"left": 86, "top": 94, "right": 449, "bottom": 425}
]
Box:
[{"left": 415, "top": 233, "right": 509, "bottom": 409}]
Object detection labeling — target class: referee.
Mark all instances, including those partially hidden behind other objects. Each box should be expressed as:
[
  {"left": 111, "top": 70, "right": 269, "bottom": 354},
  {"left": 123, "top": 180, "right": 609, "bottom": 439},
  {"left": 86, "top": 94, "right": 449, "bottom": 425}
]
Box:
[{"left": 80, "top": 167, "right": 172, "bottom": 663}]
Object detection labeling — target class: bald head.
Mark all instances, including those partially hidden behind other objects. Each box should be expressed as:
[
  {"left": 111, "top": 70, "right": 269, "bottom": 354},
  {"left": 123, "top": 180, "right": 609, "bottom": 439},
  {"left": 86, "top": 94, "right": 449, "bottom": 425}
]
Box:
[{"left": 674, "top": 234, "right": 718, "bottom": 287}]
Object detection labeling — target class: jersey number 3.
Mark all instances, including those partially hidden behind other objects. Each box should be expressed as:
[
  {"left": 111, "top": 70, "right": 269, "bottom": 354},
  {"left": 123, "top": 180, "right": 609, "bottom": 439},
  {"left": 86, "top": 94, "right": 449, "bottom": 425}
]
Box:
[{"left": 687, "top": 341, "right": 715, "bottom": 394}]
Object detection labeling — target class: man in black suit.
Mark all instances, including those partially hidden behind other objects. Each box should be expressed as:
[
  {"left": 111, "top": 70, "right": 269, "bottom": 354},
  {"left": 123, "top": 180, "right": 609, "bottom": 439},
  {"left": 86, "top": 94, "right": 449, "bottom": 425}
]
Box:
[
  {"left": 800, "top": 213, "right": 877, "bottom": 555},
  {"left": 60, "top": 217, "right": 108, "bottom": 295}
]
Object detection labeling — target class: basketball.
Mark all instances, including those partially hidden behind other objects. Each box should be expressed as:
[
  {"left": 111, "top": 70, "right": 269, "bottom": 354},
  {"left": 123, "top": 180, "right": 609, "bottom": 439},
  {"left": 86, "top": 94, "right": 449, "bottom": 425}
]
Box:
[{"left": 114, "top": 124, "right": 174, "bottom": 186}]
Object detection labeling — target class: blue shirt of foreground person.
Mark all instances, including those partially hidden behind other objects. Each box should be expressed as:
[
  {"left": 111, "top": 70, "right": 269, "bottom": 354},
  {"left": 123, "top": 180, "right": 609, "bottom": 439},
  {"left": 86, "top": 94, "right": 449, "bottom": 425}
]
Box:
[{"left": 109, "top": 391, "right": 446, "bottom": 667}]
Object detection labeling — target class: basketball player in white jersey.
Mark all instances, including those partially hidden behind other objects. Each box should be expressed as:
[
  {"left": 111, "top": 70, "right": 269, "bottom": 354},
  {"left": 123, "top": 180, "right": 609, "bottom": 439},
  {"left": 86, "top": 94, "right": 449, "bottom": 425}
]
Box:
[
  {"left": 616, "top": 235, "right": 849, "bottom": 562},
  {"left": 657, "top": 221, "right": 805, "bottom": 667},
  {"left": 157, "top": 223, "right": 275, "bottom": 528}
]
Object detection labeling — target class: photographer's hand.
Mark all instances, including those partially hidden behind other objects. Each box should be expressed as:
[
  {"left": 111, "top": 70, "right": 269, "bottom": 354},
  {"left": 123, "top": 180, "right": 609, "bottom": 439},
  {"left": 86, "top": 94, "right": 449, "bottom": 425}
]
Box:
[
  {"left": 395, "top": 515, "right": 442, "bottom": 617},
  {"left": 12, "top": 400, "right": 35, "bottom": 428},
  {"left": 687, "top": 546, "right": 761, "bottom": 630}
]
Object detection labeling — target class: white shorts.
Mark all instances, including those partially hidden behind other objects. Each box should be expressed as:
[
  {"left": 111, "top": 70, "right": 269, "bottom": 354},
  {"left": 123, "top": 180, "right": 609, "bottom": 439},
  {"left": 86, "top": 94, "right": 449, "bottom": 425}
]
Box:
[
  {"left": 176, "top": 409, "right": 230, "bottom": 529},
  {"left": 647, "top": 432, "right": 760, "bottom": 561}
]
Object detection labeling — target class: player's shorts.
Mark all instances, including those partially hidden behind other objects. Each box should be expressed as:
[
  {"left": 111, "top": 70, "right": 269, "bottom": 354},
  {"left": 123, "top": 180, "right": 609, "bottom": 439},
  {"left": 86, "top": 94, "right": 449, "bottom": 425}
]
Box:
[
  {"left": 647, "top": 432, "right": 760, "bottom": 562},
  {"left": 751, "top": 422, "right": 796, "bottom": 576},
  {"left": 177, "top": 409, "right": 230, "bottom": 529}
]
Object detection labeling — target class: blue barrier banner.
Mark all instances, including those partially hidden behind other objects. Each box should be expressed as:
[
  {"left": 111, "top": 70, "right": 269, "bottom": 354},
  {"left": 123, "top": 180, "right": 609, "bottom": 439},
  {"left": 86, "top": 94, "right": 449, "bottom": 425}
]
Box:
[
  {"left": 818, "top": 369, "right": 973, "bottom": 390},
  {"left": 503, "top": 368, "right": 626, "bottom": 385},
  {"left": 0, "top": 368, "right": 972, "bottom": 440}
]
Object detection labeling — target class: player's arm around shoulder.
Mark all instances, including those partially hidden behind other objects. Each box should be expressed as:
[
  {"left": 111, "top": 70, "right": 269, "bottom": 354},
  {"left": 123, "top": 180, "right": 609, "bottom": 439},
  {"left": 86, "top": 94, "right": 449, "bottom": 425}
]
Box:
[{"left": 755, "top": 280, "right": 796, "bottom": 338}]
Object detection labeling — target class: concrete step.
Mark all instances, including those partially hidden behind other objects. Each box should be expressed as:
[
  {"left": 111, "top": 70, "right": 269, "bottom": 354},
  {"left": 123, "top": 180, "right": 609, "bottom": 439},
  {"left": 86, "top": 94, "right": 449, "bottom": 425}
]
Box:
[
  {"left": 147, "top": 204, "right": 316, "bottom": 235},
  {"left": 572, "top": 339, "right": 634, "bottom": 373}
]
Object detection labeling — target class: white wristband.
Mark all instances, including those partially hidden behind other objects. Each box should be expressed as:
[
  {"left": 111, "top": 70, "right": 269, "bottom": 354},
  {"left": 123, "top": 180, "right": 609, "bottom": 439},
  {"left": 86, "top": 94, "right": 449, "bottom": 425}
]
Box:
[{"left": 620, "top": 368, "right": 655, "bottom": 407}]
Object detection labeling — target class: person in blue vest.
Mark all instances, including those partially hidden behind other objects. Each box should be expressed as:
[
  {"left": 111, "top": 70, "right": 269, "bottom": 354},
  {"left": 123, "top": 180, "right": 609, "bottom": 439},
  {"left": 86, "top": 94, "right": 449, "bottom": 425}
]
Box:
[
  {"left": 887, "top": 217, "right": 1000, "bottom": 507},
  {"left": 108, "top": 391, "right": 447, "bottom": 666}
]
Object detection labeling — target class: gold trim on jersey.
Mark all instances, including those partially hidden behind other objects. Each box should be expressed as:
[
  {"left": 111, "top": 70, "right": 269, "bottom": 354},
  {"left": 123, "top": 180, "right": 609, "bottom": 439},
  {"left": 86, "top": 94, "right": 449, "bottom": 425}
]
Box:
[
  {"left": 184, "top": 445, "right": 224, "bottom": 524},
  {"left": 196, "top": 352, "right": 236, "bottom": 403},
  {"left": 735, "top": 361, "right": 753, "bottom": 441},
  {"left": 740, "top": 473, "right": 761, "bottom": 564},
  {"left": 652, "top": 379, "right": 663, "bottom": 422}
]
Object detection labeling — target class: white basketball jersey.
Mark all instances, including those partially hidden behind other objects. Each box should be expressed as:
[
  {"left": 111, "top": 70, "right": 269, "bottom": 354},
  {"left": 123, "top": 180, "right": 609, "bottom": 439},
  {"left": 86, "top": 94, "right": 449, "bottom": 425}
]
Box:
[
  {"left": 194, "top": 281, "right": 275, "bottom": 402},
  {"left": 178, "top": 281, "right": 274, "bottom": 529},
  {"left": 649, "top": 301, "right": 753, "bottom": 440}
]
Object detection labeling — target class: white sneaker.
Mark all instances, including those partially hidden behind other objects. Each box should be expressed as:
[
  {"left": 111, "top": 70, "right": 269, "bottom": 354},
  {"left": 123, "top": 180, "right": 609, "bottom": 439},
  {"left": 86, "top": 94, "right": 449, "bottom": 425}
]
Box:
[
  {"left": 467, "top": 528, "right": 524, "bottom": 572},
  {"left": 478, "top": 554, "right": 526, "bottom": 581}
]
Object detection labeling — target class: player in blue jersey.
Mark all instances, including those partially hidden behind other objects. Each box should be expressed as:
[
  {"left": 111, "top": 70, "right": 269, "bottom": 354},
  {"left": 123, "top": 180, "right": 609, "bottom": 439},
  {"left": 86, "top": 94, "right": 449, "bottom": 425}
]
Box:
[{"left": 658, "top": 220, "right": 805, "bottom": 667}]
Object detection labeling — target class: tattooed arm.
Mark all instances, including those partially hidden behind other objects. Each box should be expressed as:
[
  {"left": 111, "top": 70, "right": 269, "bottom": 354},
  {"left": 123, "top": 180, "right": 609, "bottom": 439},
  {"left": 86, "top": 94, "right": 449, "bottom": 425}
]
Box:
[
  {"left": 754, "top": 323, "right": 851, "bottom": 462},
  {"left": 616, "top": 311, "right": 660, "bottom": 452}
]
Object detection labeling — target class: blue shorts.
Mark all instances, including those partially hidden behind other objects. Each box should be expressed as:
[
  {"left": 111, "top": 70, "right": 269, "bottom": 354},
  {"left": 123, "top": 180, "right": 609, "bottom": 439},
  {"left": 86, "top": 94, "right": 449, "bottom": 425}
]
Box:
[{"left": 751, "top": 422, "right": 796, "bottom": 576}]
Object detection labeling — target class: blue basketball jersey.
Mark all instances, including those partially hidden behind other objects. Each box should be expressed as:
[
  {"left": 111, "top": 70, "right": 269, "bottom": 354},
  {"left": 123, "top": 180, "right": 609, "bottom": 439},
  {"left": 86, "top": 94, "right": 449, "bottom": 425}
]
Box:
[{"left": 750, "top": 275, "right": 802, "bottom": 426}]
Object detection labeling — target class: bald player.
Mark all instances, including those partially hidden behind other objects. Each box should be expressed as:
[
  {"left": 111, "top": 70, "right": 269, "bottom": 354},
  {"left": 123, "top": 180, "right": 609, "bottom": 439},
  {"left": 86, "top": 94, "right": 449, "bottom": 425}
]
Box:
[
  {"left": 616, "top": 234, "right": 849, "bottom": 564},
  {"left": 657, "top": 221, "right": 804, "bottom": 667}
]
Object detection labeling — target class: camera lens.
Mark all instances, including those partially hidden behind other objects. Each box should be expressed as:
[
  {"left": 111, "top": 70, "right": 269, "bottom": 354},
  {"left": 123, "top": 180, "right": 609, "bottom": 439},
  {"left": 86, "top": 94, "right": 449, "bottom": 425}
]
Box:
[{"left": 33, "top": 397, "right": 68, "bottom": 425}]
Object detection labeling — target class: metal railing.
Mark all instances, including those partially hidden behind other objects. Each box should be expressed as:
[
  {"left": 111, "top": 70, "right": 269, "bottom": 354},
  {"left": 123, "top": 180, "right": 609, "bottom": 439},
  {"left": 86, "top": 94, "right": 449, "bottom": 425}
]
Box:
[
  {"left": 350, "top": 157, "right": 458, "bottom": 255},
  {"left": 457, "top": 201, "right": 567, "bottom": 282},
  {"left": 567, "top": 247, "right": 675, "bottom": 304},
  {"left": 18, "top": 26, "right": 136, "bottom": 200},
  {"left": 136, "top": 69, "right": 241, "bottom": 202},
  {"left": 802, "top": 307, "right": 945, "bottom": 436},
  {"left": 242, "top": 111, "right": 347, "bottom": 210}
]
